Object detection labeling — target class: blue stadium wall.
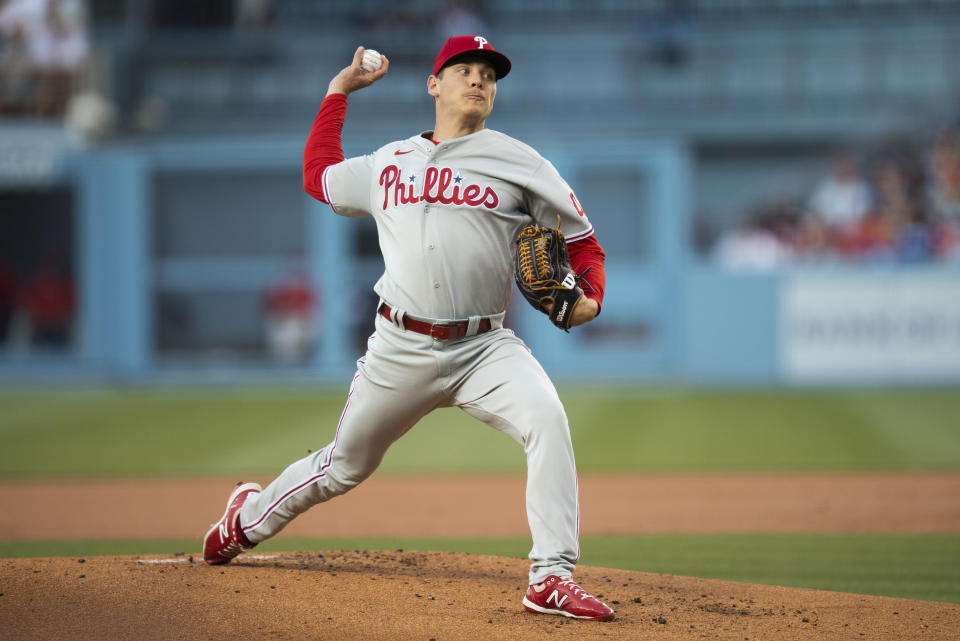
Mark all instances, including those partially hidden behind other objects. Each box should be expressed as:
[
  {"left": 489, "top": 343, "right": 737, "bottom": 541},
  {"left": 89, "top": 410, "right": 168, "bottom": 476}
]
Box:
[{"left": 2, "top": 132, "right": 957, "bottom": 386}]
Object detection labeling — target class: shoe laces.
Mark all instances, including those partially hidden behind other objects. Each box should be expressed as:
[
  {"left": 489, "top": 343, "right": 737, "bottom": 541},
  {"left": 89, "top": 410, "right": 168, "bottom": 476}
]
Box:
[
  {"left": 219, "top": 539, "right": 245, "bottom": 558},
  {"left": 557, "top": 579, "right": 591, "bottom": 600}
]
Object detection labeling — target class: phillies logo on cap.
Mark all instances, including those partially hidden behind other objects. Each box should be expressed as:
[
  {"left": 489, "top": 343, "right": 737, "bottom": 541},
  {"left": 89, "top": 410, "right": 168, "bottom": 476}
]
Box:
[{"left": 432, "top": 35, "right": 512, "bottom": 79}]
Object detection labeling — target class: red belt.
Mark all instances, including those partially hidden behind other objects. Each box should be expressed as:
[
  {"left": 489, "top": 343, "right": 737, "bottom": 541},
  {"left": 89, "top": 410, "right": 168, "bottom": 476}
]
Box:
[{"left": 379, "top": 303, "right": 493, "bottom": 340}]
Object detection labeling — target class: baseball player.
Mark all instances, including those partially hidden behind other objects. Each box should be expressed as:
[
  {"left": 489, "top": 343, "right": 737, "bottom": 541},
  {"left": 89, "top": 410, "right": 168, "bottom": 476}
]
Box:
[{"left": 203, "top": 35, "right": 612, "bottom": 622}]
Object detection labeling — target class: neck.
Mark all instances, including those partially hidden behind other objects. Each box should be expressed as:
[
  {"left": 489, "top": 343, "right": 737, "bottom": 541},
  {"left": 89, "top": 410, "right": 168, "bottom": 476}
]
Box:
[{"left": 432, "top": 113, "right": 485, "bottom": 142}]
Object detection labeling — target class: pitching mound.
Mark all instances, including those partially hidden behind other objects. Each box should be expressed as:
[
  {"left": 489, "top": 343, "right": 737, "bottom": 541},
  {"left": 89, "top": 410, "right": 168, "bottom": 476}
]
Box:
[{"left": 3, "top": 550, "right": 957, "bottom": 640}]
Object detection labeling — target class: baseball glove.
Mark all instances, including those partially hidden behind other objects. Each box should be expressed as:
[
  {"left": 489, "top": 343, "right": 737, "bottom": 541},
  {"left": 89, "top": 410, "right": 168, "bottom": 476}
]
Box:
[{"left": 513, "top": 219, "right": 591, "bottom": 331}]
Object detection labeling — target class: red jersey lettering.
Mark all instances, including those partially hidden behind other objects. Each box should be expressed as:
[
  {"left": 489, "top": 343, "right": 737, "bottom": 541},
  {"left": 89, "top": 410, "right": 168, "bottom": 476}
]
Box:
[
  {"left": 380, "top": 165, "right": 500, "bottom": 210},
  {"left": 379, "top": 165, "right": 401, "bottom": 210}
]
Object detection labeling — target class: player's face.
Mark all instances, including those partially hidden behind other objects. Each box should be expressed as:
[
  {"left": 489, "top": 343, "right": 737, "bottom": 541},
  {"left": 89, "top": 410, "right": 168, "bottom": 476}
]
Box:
[{"left": 429, "top": 60, "right": 498, "bottom": 121}]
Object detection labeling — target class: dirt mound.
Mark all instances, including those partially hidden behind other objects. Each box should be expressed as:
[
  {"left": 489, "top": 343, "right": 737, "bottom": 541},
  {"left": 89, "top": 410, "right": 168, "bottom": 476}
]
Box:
[{"left": 2, "top": 550, "right": 958, "bottom": 640}]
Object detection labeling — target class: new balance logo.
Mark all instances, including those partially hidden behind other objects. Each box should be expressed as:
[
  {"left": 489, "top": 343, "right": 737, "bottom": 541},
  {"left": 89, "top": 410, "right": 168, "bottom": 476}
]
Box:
[
  {"left": 219, "top": 521, "right": 230, "bottom": 543},
  {"left": 546, "top": 590, "right": 569, "bottom": 609}
]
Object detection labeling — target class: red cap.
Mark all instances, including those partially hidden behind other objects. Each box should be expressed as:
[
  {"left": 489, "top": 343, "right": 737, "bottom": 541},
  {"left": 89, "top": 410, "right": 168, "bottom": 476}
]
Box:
[{"left": 432, "top": 35, "right": 511, "bottom": 80}]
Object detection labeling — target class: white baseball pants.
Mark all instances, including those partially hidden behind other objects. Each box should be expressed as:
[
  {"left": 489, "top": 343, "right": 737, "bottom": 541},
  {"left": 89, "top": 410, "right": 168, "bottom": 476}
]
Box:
[{"left": 239, "top": 311, "right": 580, "bottom": 584}]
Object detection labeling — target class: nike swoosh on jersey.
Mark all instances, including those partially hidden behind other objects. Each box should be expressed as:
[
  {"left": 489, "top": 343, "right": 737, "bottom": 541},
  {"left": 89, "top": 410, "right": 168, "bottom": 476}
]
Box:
[{"left": 394, "top": 149, "right": 414, "bottom": 155}]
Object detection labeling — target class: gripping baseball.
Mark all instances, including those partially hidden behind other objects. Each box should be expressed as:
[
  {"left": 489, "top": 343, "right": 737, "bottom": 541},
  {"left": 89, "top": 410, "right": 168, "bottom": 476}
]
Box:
[{"left": 327, "top": 46, "right": 389, "bottom": 97}]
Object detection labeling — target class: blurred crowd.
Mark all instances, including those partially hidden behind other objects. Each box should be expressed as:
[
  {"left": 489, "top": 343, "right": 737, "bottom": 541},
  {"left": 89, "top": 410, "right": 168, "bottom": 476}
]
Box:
[
  {"left": 0, "top": 256, "right": 74, "bottom": 350},
  {"left": 712, "top": 130, "right": 960, "bottom": 269},
  {"left": 0, "top": 0, "right": 89, "bottom": 117}
]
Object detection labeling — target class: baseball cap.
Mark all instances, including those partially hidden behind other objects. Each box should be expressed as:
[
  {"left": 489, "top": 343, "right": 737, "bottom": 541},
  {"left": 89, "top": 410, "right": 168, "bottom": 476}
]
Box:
[{"left": 432, "top": 35, "right": 511, "bottom": 80}]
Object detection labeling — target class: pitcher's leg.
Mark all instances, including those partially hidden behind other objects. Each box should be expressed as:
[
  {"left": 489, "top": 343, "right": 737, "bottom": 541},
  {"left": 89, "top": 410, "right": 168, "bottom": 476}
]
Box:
[
  {"left": 241, "top": 355, "right": 439, "bottom": 543},
  {"left": 452, "top": 333, "right": 580, "bottom": 585},
  {"left": 522, "top": 400, "right": 579, "bottom": 584}
]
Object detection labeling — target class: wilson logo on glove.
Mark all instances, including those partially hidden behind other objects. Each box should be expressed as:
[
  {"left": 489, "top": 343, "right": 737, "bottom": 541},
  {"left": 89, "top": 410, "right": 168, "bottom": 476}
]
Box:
[{"left": 513, "top": 217, "right": 592, "bottom": 331}]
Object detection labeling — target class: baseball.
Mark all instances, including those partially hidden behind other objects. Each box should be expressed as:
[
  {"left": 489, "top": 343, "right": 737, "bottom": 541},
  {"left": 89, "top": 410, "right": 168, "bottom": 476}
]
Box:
[{"left": 360, "top": 49, "right": 382, "bottom": 72}]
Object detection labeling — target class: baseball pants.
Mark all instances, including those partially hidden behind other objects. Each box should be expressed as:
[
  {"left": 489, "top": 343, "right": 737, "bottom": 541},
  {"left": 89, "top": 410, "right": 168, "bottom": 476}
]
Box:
[{"left": 239, "top": 309, "right": 581, "bottom": 584}]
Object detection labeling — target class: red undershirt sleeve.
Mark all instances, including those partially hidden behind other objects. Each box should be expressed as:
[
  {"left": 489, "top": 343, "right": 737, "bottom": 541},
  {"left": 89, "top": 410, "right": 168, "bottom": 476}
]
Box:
[
  {"left": 303, "top": 93, "right": 348, "bottom": 203},
  {"left": 568, "top": 234, "right": 607, "bottom": 314}
]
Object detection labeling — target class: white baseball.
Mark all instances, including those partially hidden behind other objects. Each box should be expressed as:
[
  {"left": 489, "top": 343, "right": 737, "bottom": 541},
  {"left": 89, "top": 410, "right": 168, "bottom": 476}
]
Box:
[{"left": 360, "top": 49, "right": 382, "bottom": 72}]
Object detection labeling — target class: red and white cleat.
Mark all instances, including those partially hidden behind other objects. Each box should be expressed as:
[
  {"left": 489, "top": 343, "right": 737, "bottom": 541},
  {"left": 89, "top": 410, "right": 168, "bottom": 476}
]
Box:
[
  {"left": 522, "top": 575, "right": 615, "bottom": 621},
  {"left": 202, "top": 482, "right": 261, "bottom": 565}
]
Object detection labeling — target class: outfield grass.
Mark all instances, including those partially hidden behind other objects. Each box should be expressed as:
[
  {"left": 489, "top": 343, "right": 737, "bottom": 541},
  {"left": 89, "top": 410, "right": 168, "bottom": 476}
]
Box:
[
  {"left": 1, "top": 386, "right": 958, "bottom": 605},
  {"left": 2, "top": 534, "right": 957, "bottom": 604},
  {"left": 1, "top": 386, "right": 959, "bottom": 478}
]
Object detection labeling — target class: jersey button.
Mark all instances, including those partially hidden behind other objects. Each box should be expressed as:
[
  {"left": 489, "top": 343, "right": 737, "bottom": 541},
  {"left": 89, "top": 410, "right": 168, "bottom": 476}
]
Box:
[
  {"left": 428, "top": 244, "right": 435, "bottom": 250},
  {"left": 433, "top": 282, "right": 440, "bottom": 289}
]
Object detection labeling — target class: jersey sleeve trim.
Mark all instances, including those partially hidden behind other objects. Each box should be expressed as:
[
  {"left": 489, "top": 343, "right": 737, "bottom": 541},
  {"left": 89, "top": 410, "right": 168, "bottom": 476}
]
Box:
[
  {"left": 321, "top": 165, "right": 340, "bottom": 215},
  {"left": 564, "top": 225, "right": 595, "bottom": 243}
]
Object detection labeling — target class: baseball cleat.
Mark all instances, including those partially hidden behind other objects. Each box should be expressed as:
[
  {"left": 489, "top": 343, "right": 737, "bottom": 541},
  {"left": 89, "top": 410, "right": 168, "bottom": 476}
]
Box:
[
  {"left": 202, "top": 482, "right": 261, "bottom": 565},
  {"left": 522, "top": 575, "right": 615, "bottom": 621}
]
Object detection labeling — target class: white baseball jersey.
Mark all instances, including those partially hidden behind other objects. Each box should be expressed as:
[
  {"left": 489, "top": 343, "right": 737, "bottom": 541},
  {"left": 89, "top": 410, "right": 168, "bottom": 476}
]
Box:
[{"left": 321, "top": 128, "right": 595, "bottom": 319}]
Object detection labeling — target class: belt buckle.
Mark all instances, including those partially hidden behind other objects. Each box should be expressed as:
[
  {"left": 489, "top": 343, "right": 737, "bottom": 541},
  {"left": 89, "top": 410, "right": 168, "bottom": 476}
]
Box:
[
  {"left": 429, "top": 322, "right": 450, "bottom": 340},
  {"left": 430, "top": 322, "right": 459, "bottom": 340}
]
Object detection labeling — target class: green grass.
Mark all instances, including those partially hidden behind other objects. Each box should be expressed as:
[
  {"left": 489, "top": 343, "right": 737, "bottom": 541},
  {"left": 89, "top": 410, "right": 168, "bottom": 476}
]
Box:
[
  {"left": 2, "top": 534, "right": 957, "bottom": 604},
  {"left": 1, "top": 386, "right": 959, "bottom": 478},
  {"left": 1, "top": 386, "right": 958, "bottom": 605},
  {"left": 581, "top": 534, "right": 960, "bottom": 605}
]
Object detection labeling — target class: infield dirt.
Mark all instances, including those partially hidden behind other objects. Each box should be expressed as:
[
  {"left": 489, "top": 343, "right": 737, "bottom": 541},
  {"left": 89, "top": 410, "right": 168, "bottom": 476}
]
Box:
[
  {"left": 1, "top": 472, "right": 958, "bottom": 640},
  {"left": 3, "top": 550, "right": 959, "bottom": 640}
]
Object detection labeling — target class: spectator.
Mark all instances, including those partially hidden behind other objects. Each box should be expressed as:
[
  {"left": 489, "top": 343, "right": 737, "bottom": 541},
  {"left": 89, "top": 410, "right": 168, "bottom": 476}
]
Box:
[
  {"left": 871, "top": 155, "right": 916, "bottom": 232},
  {"left": 805, "top": 153, "right": 874, "bottom": 231},
  {"left": 932, "top": 218, "right": 960, "bottom": 261},
  {"left": 713, "top": 207, "right": 794, "bottom": 271},
  {"left": 0, "top": 0, "right": 35, "bottom": 114},
  {"left": 0, "top": 0, "right": 88, "bottom": 117},
  {"left": 22, "top": 258, "right": 75, "bottom": 349},
  {"left": 263, "top": 269, "right": 316, "bottom": 364},
  {"left": 926, "top": 131, "right": 960, "bottom": 222},
  {"left": 866, "top": 152, "right": 931, "bottom": 262},
  {"left": 0, "top": 260, "right": 16, "bottom": 345},
  {"left": 896, "top": 208, "right": 935, "bottom": 263},
  {"left": 0, "top": 0, "right": 44, "bottom": 35},
  {"left": 712, "top": 137, "right": 960, "bottom": 265},
  {"left": 30, "top": 0, "right": 89, "bottom": 117},
  {"left": 832, "top": 209, "right": 895, "bottom": 261},
  {"left": 926, "top": 132, "right": 960, "bottom": 260}
]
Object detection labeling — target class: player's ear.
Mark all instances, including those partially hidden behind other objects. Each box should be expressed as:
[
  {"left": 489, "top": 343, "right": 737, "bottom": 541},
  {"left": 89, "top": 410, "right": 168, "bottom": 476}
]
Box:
[{"left": 427, "top": 74, "right": 439, "bottom": 98}]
